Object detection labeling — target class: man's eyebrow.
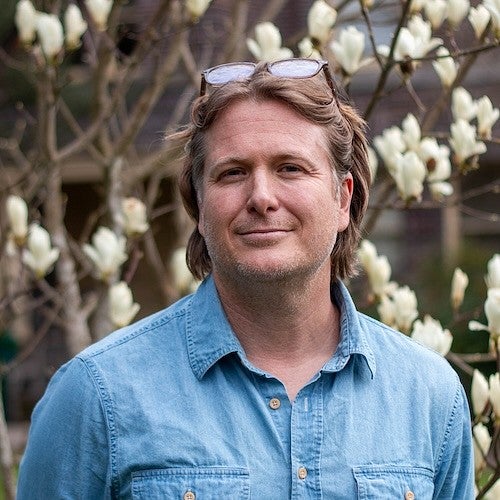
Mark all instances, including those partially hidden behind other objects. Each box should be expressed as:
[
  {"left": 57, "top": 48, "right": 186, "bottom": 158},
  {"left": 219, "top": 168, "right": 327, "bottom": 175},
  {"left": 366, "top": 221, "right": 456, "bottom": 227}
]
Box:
[{"left": 208, "top": 151, "right": 322, "bottom": 169}]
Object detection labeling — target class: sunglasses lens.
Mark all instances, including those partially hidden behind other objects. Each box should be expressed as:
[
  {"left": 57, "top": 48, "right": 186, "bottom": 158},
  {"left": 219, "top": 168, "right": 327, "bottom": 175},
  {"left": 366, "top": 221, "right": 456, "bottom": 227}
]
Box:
[
  {"left": 269, "top": 59, "right": 322, "bottom": 78},
  {"left": 204, "top": 63, "right": 256, "bottom": 85}
]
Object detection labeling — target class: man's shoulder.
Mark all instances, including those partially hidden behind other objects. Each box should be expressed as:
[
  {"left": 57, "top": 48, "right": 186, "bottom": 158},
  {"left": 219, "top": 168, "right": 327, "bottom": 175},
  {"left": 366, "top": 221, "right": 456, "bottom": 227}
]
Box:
[
  {"left": 358, "top": 311, "right": 459, "bottom": 384},
  {"left": 77, "top": 293, "right": 193, "bottom": 362}
]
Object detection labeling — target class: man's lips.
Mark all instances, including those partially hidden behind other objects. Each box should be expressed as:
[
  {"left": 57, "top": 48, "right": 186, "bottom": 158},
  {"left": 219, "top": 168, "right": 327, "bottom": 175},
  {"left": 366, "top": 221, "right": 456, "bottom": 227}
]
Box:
[{"left": 237, "top": 228, "right": 290, "bottom": 235}]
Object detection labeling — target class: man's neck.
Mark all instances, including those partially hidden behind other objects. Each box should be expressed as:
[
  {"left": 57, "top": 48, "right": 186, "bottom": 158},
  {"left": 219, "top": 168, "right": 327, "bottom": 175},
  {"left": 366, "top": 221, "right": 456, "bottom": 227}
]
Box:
[{"left": 213, "top": 269, "right": 340, "bottom": 401}]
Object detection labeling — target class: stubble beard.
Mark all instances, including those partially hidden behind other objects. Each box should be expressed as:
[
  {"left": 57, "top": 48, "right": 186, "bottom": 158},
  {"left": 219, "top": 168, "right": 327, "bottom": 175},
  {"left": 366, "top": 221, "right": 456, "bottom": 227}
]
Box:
[{"left": 203, "top": 229, "right": 338, "bottom": 291}]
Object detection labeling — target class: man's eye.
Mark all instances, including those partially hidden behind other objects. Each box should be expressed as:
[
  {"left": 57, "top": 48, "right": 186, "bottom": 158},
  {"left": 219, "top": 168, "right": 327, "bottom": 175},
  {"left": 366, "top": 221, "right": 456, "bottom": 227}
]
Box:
[
  {"left": 280, "top": 164, "right": 302, "bottom": 173},
  {"left": 219, "top": 168, "right": 245, "bottom": 180}
]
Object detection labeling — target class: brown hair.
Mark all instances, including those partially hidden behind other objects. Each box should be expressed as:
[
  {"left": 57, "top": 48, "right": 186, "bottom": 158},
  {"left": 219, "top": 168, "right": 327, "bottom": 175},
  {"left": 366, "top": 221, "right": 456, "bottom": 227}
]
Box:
[{"left": 175, "top": 63, "right": 370, "bottom": 282}]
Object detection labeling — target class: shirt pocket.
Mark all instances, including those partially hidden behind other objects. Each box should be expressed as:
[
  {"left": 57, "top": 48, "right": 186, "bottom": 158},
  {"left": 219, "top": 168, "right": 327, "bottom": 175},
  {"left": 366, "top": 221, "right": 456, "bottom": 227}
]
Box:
[
  {"left": 353, "top": 465, "right": 434, "bottom": 499},
  {"left": 131, "top": 467, "right": 250, "bottom": 500}
]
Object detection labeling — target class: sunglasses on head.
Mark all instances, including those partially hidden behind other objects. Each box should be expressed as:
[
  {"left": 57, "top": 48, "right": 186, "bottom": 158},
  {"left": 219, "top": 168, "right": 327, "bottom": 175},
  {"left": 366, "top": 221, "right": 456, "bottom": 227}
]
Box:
[{"left": 200, "top": 58, "right": 338, "bottom": 99}]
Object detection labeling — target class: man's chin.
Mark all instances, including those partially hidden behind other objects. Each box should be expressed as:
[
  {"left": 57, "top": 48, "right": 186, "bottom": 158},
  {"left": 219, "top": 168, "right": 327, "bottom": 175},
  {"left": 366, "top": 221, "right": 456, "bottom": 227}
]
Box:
[{"left": 230, "top": 259, "right": 320, "bottom": 285}]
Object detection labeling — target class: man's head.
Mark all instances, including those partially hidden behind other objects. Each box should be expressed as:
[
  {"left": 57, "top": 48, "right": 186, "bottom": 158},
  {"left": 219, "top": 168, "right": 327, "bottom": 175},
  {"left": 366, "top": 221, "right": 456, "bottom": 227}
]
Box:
[{"left": 177, "top": 59, "right": 371, "bottom": 282}]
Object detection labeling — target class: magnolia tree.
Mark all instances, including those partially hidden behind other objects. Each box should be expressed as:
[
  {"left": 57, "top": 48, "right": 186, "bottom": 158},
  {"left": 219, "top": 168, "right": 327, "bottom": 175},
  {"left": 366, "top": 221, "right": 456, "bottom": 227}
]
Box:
[{"left": 0, "top": 0, "right": 499, "bottom": 498}]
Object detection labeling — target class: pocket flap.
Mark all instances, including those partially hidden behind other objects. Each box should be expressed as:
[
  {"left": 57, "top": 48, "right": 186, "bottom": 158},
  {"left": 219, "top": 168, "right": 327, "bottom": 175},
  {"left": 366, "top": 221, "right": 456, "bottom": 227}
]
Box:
[{"left": 131, "top": 467, "right": 250, "bottom": 499}]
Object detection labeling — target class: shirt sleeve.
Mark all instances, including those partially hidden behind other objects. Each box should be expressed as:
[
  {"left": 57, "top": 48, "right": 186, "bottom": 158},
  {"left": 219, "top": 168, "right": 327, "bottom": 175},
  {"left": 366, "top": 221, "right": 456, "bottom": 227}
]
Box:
[
  {"left": 433, "top": 380, "right": 475, "bottom": 499},
  {"left": 17, "top": 357, "right": 112, "bottom": 499}
]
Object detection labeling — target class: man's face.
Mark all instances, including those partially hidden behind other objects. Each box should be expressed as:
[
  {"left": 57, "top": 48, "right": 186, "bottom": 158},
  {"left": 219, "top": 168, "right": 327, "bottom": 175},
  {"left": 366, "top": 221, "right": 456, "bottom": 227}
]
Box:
[{"left": 197, "top": 98, "right": 353, "bottom": 285}]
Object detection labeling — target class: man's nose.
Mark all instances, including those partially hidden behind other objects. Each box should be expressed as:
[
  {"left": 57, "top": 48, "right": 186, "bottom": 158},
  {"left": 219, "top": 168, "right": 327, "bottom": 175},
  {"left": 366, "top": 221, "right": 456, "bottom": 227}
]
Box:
[{"left": 246, "top": 170, "right": 279, "bottom": 215}]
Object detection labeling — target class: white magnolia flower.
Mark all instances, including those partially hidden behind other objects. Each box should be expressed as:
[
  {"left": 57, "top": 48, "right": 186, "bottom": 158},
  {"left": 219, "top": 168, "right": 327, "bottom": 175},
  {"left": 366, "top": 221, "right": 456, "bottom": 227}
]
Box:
[
  {"left": 186, "top": 0, "right": 212, "bottom": 19},
  {"left": 393, "top": 151, "right": 427, "bottom": 203},
  {"left": 419, "top": 137, "right": 451, "bottom": 178},
  {"left": 64, "top": 4, "right": 87, "bottom": 50},
  {"left": 393, "top": 286, "right": 419, "bottom": 333},
  {"left": 378, "top": 286, "right": 419, "bottom": 333},
  {"left": 484, "top": 0, "right": 500, "bottom": 35},
  {"left": 449, "top": 119, "right": 487, "bottom": 164},
  {"left": 432, "top": 47, "right": 458, "bottom": 88},
  {"left": 446, "top": 0, "right": 471, "bottom": 27},
  {"left": 472, "top": 369, "right": 490, "bottom": 416},
  {"left": 121, "top": 197, "right": 149, "bottom": 236},
  {"left": 83, "top": 226, "right": 127, "bottom": 282},
  {"left": 451, "top": 87, "right": 477, "bottom": 121},
  {"left": 408, "top": 14, "right": 442, "bottom": 51},
  {"left": 476, "top": 95, "right": 500, "bottom": 139},
  {"left": 485, "top": 289, "right": 500, "bottom": 338},
  {"left": 373, "top": 126, "right": 406, "bottom": 173},
  {"left": 469, "top": 288, "right": 500, "bottom": 340},
  {"left": 298, "top": 37, "right": 321, "bottom": 59},
  {"left": 402, "top": 113, "right": 421, "bottom": 151},
  {"left": 377, "top": 294, "right": 396, "bottom": 328},
  {"left": 378, "top": 15, "right": 442, "bottom": 67},
  {"left": 108, "top": 281, "right": 140, "bottom": 327},
  {"left": 411, "top": 315, "right": 453, "bottom": 356},
  {"left": 377, "top": 30, "right": 414, "bottom": 62},
  {"left": 36, "top": 13, "right": 64, "bottom": 60},
  {"left": 419, "top": 137, "right": 453, "bottom": 199},
  {"left": 367, "top": 146, "right": 378, "bottom": 183},
  {"left": 85, "top": 0, "right": 113, "bottom": 31},
  {"left": 486, "top": 254, "right": 500, "bottom": 289},
  {"left": 6, "top": 195, "right": 29, "bottom": 246},
  {"left": 171, "top": 247, "right": 200, "bottom": 295},
  {"left": 246, "top": 22, "right": 293, "bottom": 62},
  {"left": 358, "top": 240, "right": 394, "bottom": 297},
  {"left": 22, "top": 223, "right": 60, "bottom": 279},
  {"left": 451, "top": 267, "right": 469, "bottom": 310},
  {"left": 468, "top": 4, "right": 491, "bottom": 38},
  {"left": 330, "top": 26, "right": 372, "bottom": 76},
  {"left": 307, "top": 0, "right": 337, "bottom": 45},
  {"left": 489, "top": 372, "right": 500, "bottom": 420},
  {"left": 473, "top": 422, "right": 491, "bottom": 472},
  {"left": 15, "top": 0, "right": 37, "bottom": 44},
  {"left": 424, "top": 0, "right": 448, "bottom": 29}
]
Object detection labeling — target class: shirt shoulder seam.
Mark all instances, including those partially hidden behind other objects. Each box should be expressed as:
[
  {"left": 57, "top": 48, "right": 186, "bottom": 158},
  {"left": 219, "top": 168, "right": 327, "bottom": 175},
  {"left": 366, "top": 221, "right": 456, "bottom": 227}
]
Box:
[
  {"left": 76, "top": 356, "right": 120, "bottom": 496},
  {"left": 434, "top": 372, "right": 462, "bottom": 473}
]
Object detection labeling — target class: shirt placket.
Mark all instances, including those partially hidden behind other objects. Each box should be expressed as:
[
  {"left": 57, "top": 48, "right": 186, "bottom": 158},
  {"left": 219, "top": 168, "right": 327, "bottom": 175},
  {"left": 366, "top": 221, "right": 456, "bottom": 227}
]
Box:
[{"left": 290, "top": 378, "right": 323, "bottom": 499}]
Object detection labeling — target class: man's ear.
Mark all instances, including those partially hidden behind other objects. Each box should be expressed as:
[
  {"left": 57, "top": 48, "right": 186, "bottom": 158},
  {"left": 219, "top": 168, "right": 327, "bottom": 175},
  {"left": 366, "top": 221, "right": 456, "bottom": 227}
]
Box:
[
  {"left": 339, "top": 172, "right": 353, "bottom": 232},
  {"left": 197, "top": 194, "right": 205, "bottom": 238}
]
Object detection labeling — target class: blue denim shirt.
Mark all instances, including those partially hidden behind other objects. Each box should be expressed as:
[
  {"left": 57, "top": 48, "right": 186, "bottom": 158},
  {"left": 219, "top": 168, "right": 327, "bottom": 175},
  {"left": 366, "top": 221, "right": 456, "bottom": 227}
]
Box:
[{"left": 18, "top": 276, "right": 474, "bottom": 499}]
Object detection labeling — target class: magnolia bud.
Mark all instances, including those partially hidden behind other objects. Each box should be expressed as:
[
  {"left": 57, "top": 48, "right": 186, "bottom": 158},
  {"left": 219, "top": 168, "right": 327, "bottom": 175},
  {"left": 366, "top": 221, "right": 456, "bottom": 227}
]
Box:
[
  {"left": 22, "top": 223, "right": 60, "bottom": 278},
  {"left": 451, "top": 268, "right": 469, "bottom": 311},
  {"left": 109, "top": 281, "right": 140, "bottom": 327},
  {"left": 36, "top": 13, "right": 64, "bottom": 60},
  {"left": 121, "top": 197, "right": 149, "bottom": 237},
  {"left": 83, "top": 226, "right": 127, "bottom": 282},
  {"left": 6, "top": 195, "right": 29, "bottom": 246},
  {"left": 307, "top": 0, "right": 337, "bottom": 45},
  {"left": 471, "top": 369, "right": 490, "bottom": 416},
  {"left": 15, "top": 0, "right": 37, "bottom": 44},
  {"left": 85, "top": 0, "right": 113, "bottom": 31},
  {"left": 186, "top": 0, "right": 212, "bottom": 19},
  {"left": 65, "top": 4, "right": 88, "bottom": 50}
]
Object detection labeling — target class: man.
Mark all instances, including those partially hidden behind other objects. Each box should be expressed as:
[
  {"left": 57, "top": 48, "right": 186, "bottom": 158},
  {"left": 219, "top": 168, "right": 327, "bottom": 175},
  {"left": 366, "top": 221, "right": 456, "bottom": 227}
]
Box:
[{"left": 18, "top": 59, "right": 474, "bottom": 498}]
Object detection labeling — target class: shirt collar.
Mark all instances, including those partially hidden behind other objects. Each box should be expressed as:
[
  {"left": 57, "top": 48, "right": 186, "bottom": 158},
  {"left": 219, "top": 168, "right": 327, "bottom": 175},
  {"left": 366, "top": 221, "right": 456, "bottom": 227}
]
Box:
[
  {"left": 323, "top": 281, "right": 376, "bottom": 378},
  {"left": 186, "top": 276, "right": 244, "bottom": 380},
  {"left": 186, "top": 275, "right": 376, "bottom": 380}
]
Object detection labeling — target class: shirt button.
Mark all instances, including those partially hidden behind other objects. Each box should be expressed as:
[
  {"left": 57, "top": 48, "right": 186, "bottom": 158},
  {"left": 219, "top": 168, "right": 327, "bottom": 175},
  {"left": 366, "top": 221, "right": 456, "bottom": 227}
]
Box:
[
  {"left": 405, "top": 491, "right": 415, "bottom": 500},
  {"left": 297, "top": 466, "right": 308, "bottom": 480},
  {"left": 269, "top": 398, "right": 281, "bottom": 410},
  {"left": 183, "top": 491, "right": 195, "bottom": 500}
]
